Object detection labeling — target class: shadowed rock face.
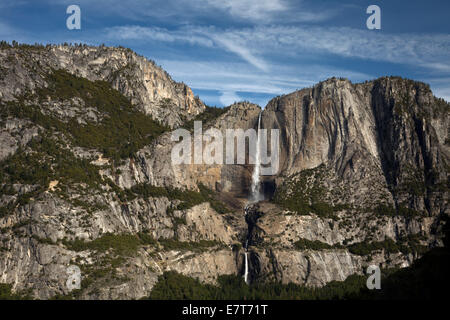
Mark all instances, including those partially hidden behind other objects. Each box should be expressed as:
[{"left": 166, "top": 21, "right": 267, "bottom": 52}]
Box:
[{"left": 0, "top": 45, "right": 449, "bottom": 298}]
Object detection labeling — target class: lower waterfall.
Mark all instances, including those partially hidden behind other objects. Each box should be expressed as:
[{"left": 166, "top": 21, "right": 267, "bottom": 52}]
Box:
[{"left": 244, "top": 252, "right": 249, "bottom": 284}]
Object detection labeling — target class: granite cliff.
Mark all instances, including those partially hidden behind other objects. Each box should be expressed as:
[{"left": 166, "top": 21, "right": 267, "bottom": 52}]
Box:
[{"left": 0, "top": 43, "right": 448, "bottom": 299}]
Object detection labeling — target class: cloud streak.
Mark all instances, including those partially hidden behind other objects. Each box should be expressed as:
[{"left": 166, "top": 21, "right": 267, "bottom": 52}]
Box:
[
  {"left": 49, "top": 0, "right": 335, "bottom": 24},
  {"left": 105, "top": 24, "right": 450, "bottom": 73},
  {"left": 203, "top": 0, "right": 287, "bottom": 22},
  {"left": 219, "top": 90, "right": 241, "bottom": 106},
  {"left": 156, "top": 58, "right": 373, "bottom": 107}
]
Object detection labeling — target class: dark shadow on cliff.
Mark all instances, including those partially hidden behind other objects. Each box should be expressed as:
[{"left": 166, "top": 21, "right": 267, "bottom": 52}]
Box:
[{"left": 351, "top": 214, "right": 450, "bottom": 300}]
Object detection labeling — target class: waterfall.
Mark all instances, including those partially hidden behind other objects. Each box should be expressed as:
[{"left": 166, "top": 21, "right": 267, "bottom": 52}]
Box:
[
  {"left": 244, "top": 111, "right": 264, "bottom": 284},
  {"left": 250, "top": 112, "right": 263, "bottom": 203},
  {"left": 243, "top": 239, "right": 249, "bottom": 284},
  {"left": 244, "top": 252, "right": 249, "bottom": 284}
]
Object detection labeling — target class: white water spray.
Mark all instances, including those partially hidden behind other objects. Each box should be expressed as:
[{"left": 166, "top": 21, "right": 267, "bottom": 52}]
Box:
[
  {"left": 244, "top": 252, "right": 249, "bottom": 284},
  {"left": 250, "top": 112, "right": 264, "bottom": 203}
]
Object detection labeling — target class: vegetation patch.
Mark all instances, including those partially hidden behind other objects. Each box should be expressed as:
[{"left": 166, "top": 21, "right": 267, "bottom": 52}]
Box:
[
  {"left": 348, "top": 238, "right": 400, "bottom": 256},
  {"left": 273, "top": 165, "right": 347, "bottom": 218},
  {"left": 347, "top": 236, "right": 428, "bottom": 256},
  {"left": 293, "top": 238, "right": 335, "bottom": 251},
  {"left": 183, "top": 105, "right": 230, "bottom": 131},
  {"left": 158, "top": 239, "right": 222, "bottom": 251},
  {"left": 0, "top": 283, "right": 33, "bottom": 300},
  {"left": 2, "top": 69, "right": 168, "bottom": 162},
  {"left": 145, "top": 271, "right": 368, "bottom": 300},
  {"left": 61, "top": 233, "right": 162, "bottom": 256},
  {"left": 129, "top": 182, "right": 229, "bottom": 214},
  {"left": 373, "top": 204, "right": 423, "bottom": 217},
  {"left": 62, "top": 233, "right": 223, "bottom": 255},
  {"left": 0, "top": 134, "right": 104, "bottom": 191},
  {"left": 0, "top": 135, "right": 107, "bottom": 217}
]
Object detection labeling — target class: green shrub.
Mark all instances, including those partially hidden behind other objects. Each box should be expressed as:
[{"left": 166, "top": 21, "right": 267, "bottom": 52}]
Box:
[
  {"left": 158, "top": 239, "right": 221, "bottom": 251},
  {"left": 137, "top": 232, "right": 158, "bottom": 246},
  {"left": 129, "top": 183, "right": 229, "bottom": 214},
  {"left": 373, "top": 204, "right": 422, "bottom": 217},
  {"left": 63, "top": 233, "right": 142, "bottom": 256},
  {"left": 0, "top": 283, "right": 32, "bottom": 300},
  {"left": 348, "top": 238, "right": 400, "bottom": 256},
  {"left": 0, "top": 135, "right": 104, "bottom": 189},
  {"left": 273, "top": 165, "right": 344, "bottom": 217},
  {"left": 183, "top": 105, "right": 230, "bottom": 131},
  {"left": 293, "top": 238, "right": 333, "bottom": 250}
]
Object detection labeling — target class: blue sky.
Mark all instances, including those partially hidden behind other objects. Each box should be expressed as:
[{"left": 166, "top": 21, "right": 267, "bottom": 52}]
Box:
[{"left": 0, "top": 0, "right": 449, "bottom": 107}]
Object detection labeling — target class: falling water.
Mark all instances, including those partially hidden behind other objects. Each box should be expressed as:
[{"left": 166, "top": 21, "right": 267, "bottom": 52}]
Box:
[
  {"left": 244, "top": 111, "right": 264, "bottom": 284},
  {"left": 250, "top": 112, "right": 263, "bottom": 203},
  {"left": 243, "top": 239, "right": 249, "bottom": 284},
  {"left": 244, "top": 252, "right": 249, "bottom": 284}
]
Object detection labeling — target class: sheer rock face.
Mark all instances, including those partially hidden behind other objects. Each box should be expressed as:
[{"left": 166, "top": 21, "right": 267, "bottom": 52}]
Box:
[
  {"left": 263, "top": 77, "right": 449, "bottom": 215},
  {"left": 243, "top": 202, "right": 427, "bottom": 286},
  {"left": 241, "top": 78, "right": 449, "bottom": 286},
  {"left": 0, "top": 45, "right": 205, "bottom": 128},
  {"left": 0, "top": 45, "right": 449, "bottom": 299},
  {"left": 113, "top": 102, "right": 261, "bottom": 195}
]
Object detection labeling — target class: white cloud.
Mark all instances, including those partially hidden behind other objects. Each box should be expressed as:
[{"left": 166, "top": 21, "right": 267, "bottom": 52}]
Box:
[
  {"left": 211, "top": 34, "right": 269, "bottom": 71},
  {"left": 422, "top": 77, "right": 450, "bottom": 102},
  {"left": 219, "top": 91, "right": 241, "bottom": 106},
  {"left": 49, "top": 0, "right": 334, "bottom": 24},
  {"left": 105, "top": 25, "right": 214, "bottom": 47},
  {"left": 156, "top": 58, "right": 373, "bottom": 107},
  {"left": 105, "top": 25, "right": 270, "bottom": 71},
  {"left": 157, "top": 59, "right": 312, "bottom": 94},
  {"left": 432, "top": 87, "right": 450, "bottom": 102},
  {"left": 105, "top": 24, "right": 450, "bottom": 73},
  {"left": 204, "top": 0, "right": 287, "bottom": 22},
  {"left": 212, "top": 25, "right": 450, "bottom": 67},
  {"left": 420, "top": 63, "right": 450, "bottom": 73}
]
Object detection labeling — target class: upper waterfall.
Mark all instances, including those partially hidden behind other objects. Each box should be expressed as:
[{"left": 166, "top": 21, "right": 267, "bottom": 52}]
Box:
[{"left": 250, "top": 111, "right": 264, "bottom": 203}]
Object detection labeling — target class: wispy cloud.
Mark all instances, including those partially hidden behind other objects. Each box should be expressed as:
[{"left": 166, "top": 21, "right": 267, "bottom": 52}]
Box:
[
  {"left": 211, "top": 34, "right": 269, "bottom": 71},
  {"left": 0, "top": 20, "right": 23, "bottom": 41},
  {"left": 219, "top": 90, "right": 241, "bottom": 106},
  {"left": 209, "top": 25, "right": 450, "bottom": 67},
  {"left": 49, "top": 0, "right": 334, "bottom": 24},
  {"left": 421, "top": 63, "right": 450, "bottom": 73},
  {"left": 105, "top": 24, "right": 450, "bottom": 75},
  {"left": 423, "top": 77, "right": 450, "bottom": 102},
  {"left": 156, "top": 58, "right": 373, "bottom": 106},
  {"left": 203, "top": 0, "right": 287, "bottom": 22},
  {"left": 105, "top": 25, "right": 270, "bottom": 71},
  {"left": 105, "top": 25, "right": 214, "bottom": 47},
  {"left": 432, "top": 87, "right": 450, "bottom": 102}
]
